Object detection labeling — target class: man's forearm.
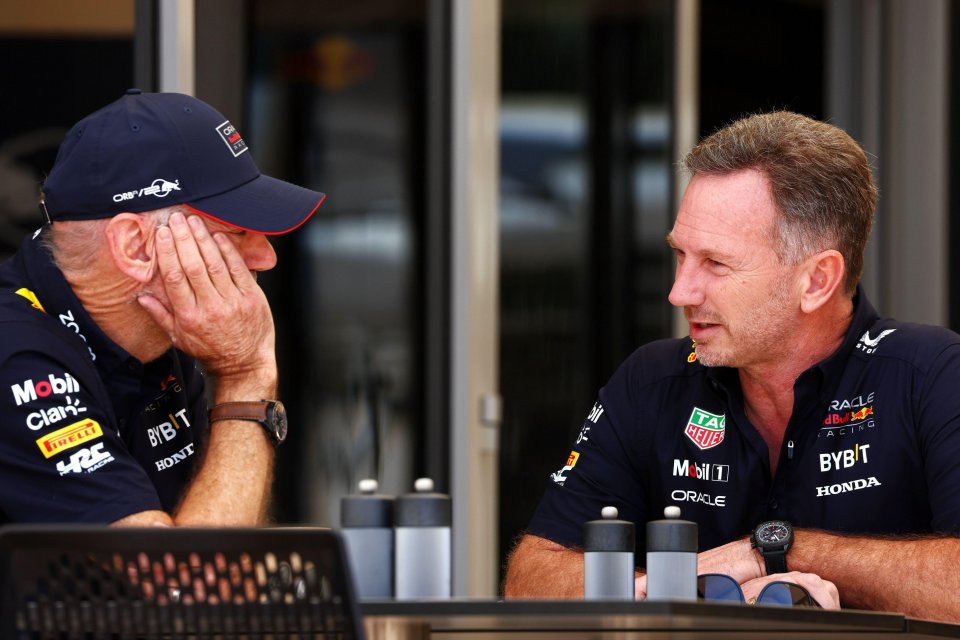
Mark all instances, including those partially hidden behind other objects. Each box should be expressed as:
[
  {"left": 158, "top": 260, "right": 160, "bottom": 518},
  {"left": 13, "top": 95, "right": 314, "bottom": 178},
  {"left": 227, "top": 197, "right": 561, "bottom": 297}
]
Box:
[
  {"left": 172, "top": 371, "right": 278, "bottom": 525},
  {"left": 504, "top": 534, "right": 586, "bottom": 598},
  {"left": 790, "top": 529, "right": 960, "bottom": 622}
]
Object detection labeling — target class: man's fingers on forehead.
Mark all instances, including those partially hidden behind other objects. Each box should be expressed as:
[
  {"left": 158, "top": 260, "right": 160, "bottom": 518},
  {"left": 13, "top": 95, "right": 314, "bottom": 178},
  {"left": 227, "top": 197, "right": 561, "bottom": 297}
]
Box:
[
  {"left": 154, "top": 226, "right": 178, "bottom": 257},
  {"left": 188, "top": 214, "right": 212, "bottom": 236}
]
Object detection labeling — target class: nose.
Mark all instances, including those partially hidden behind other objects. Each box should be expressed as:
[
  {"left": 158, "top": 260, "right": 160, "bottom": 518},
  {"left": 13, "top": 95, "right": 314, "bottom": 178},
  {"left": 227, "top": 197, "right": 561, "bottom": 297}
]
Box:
[
  {"left": 242, "top": 234, "right": 278, "bottom": 272},
  {"left": 667, "top": 258, "right": 704, "bottom": 308}
]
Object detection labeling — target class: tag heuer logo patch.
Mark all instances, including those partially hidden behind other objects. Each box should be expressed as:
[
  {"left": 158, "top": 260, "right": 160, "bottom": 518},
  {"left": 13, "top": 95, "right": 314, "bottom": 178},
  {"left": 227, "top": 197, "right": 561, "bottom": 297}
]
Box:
[
  {"left": 216, "top": 120, "right": 248, "bottom": 157},
  {"left": 684, "top": 407, "right": 726, "bottom": 450}
]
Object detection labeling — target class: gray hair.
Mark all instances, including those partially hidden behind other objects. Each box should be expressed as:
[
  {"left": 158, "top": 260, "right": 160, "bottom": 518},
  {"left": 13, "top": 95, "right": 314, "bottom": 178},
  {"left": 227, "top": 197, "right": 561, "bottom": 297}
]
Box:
[
  {"left": 40, "top": 206, "right": 184, "bottom": 275},
  {"left": 683, "top": 111, "right": 877, "bottom": 294}
]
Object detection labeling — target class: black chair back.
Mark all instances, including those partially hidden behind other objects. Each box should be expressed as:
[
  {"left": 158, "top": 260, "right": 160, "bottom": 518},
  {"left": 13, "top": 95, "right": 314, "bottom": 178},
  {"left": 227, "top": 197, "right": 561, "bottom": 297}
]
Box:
[{"left": 0, "top": 525, "right": 364, "bottom": 639}]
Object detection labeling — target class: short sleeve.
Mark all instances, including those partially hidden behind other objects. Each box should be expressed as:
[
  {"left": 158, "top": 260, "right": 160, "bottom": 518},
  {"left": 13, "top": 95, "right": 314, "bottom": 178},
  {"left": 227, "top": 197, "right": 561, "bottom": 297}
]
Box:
[
  {"left": 0, "top": 349, "right": 162, "bottom": 522},
  {"left": 916, "top": 343, "right": 960, "bottom": 534},
  {"left": 526, "top": 355, "right": 651, "bottom": 549}
]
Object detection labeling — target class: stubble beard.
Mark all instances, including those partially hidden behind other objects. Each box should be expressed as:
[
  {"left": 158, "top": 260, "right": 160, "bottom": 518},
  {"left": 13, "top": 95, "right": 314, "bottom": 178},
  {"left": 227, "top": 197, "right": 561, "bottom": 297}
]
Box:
[{"left": 692, "top": 278, "right": 794, "bottom": 369}]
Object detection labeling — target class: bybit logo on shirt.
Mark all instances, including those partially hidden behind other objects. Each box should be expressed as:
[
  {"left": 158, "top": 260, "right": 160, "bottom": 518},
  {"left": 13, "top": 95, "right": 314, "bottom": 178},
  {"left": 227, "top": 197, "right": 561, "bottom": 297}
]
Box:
[
  {"left": 819, "top": 443, "right": 870, "bottom": 472},
  {"left": 146, "top": 408, "right": 192, "bottom": 447}
]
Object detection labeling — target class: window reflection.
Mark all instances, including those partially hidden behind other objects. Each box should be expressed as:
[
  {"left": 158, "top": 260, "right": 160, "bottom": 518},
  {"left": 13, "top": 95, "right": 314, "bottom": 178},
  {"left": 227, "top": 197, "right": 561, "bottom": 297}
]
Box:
[
  {"left": 248, "top": 2, "right": 427, "bottom": 525},
  {"left": 498, "top": 0, "right": 673, "bottom": 572}
]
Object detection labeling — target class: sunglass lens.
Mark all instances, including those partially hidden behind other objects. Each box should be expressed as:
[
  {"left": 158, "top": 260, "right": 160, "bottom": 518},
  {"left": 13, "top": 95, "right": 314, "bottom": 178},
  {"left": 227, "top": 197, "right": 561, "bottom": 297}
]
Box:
[
  {"left": 697, "top": 575, "right": 744, "bottom": 602},
  {"left": 757, "top": 582, "right": 819, "bottom": 607}
]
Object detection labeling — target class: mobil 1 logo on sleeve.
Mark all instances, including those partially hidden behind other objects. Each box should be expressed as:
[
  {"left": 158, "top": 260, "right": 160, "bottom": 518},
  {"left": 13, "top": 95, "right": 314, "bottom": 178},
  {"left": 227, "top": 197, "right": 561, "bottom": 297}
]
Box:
[{"left": 684, "top": 407, "right": 726, "bottom": 450}]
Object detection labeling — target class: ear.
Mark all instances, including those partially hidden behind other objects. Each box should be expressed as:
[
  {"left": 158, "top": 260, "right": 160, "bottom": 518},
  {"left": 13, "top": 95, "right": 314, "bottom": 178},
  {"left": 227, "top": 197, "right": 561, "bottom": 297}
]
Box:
[
  {"left": 104, "top": 213, "right": 157, "bottom": 284},
  {"left": 798, "top": 249, "right": 845, "bottom": 314}
]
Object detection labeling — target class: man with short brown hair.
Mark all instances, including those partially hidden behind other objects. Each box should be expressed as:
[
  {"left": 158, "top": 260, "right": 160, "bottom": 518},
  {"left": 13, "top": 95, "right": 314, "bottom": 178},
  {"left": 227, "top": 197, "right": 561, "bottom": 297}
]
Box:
[{"left": 505, "top": 112, "right": 960, "bottom": 622}]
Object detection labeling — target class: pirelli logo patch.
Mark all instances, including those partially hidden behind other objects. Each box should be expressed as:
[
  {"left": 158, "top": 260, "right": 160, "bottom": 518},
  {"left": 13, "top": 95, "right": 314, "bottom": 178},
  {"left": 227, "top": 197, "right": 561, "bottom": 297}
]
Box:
[{"left": 36, "top": 419, "right": 103, "bottom": 459}]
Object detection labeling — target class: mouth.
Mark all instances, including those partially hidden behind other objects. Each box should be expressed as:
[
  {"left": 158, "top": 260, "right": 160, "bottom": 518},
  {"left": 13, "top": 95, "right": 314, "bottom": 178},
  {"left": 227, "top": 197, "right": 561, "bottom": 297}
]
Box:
[{"left": 688, "top": 320, "right": 722, "bottom": 339}]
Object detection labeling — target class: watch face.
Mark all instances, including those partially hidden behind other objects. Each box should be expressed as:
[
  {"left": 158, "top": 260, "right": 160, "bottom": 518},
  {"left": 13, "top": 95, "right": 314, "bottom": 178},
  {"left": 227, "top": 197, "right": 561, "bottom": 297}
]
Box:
[{"left": 756, "top": 521, "right": 791, "bottom": 544}]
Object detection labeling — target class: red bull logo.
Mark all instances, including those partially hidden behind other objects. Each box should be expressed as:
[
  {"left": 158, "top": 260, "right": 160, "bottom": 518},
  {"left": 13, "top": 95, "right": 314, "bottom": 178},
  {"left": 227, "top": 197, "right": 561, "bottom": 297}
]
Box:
[{"left": 823, "top": 405, "right": 873, "bottom": 425}]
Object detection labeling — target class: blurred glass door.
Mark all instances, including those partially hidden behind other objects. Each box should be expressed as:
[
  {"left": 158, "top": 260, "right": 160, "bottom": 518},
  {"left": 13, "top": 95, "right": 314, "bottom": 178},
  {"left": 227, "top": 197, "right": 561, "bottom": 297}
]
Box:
[
  {"left": 244, "top": 1, "right": 431, "bottom": 525},
  {"left": 498, "top": 0, "right": 675, "bottom": 573}
]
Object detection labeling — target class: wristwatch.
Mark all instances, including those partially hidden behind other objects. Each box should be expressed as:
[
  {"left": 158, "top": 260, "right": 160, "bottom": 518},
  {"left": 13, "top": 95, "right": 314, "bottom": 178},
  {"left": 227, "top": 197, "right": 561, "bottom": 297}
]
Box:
[
  {"left": 209, "top": 400, "right": 287, "bottom": 446},
  {"left": 751, "top": 520, "right": 793, "bottom": 575}
]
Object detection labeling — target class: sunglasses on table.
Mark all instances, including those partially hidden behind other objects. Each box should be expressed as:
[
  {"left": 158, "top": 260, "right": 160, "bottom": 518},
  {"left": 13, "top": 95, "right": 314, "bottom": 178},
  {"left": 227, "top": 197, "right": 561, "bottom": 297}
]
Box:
[{"left": 697, "top": 573, "right": 823, "bottom": 608}]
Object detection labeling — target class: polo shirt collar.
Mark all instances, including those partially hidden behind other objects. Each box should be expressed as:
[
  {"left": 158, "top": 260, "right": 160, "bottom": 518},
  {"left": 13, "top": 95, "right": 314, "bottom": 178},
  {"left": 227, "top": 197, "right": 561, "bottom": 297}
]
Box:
[
  {"left": 19, "top": 233, "right": 144, "bottom": 378},
  {"left": 704, "top": 284, "right": 880, "bottom": 398}
]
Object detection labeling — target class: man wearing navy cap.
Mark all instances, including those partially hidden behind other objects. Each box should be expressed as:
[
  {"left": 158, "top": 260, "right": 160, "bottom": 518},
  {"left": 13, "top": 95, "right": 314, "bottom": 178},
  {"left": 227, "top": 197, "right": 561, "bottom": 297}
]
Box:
[{"left": 0, "top": 90, "right": 325, "bottom": 526}]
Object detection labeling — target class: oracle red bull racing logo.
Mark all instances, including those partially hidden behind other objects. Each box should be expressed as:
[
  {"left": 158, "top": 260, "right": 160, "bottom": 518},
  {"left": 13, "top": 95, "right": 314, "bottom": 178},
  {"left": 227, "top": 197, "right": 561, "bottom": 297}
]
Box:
[
  {"left": 216, "top": 120, "right": 248, "bottom": 157},
  {"left": 684, "top": 407, "right": 726, "bottom": 450},
  {"left": 823, "top": 406, "right": 873, "bottom": 425}
]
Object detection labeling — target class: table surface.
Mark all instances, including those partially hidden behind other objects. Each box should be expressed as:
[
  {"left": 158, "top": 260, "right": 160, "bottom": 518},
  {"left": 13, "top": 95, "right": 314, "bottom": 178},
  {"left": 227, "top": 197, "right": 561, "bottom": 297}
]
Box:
[{"left": 361, "top": 599, "right": 960, "bottom": 639}]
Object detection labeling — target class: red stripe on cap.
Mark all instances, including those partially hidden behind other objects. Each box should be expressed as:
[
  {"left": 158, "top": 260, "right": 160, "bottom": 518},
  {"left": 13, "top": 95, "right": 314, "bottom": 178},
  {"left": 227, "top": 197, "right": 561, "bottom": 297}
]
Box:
[{"left": 181, "top": 193, "right": 326, "bottom": 235}]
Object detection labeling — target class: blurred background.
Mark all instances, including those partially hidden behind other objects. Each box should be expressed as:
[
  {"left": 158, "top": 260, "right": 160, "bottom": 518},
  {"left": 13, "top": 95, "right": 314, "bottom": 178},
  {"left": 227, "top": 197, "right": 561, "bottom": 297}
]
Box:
[{"left": 0, "top": 0, "right": 954, "bottom": 596}]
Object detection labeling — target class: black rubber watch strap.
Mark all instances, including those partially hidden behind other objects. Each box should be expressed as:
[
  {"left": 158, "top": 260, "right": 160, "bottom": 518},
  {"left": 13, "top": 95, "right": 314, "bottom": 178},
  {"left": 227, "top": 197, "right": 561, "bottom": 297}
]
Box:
[{"left": 762, "top": 551, "right": 788, "bottom": 575}]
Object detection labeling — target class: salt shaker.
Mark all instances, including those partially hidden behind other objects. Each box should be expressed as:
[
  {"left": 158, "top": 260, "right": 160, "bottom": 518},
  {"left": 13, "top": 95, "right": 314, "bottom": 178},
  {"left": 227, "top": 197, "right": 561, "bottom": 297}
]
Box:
[
  {"left": 394, "top": 477, "right": 451, "bottom": 599},
  {"left": 645, "top": 505, "right": 698, "bottom": 601},
  {"left": 341, "top": 478, "right": 395, "bottom": 599},
  {"left": 584, "top": 505, "right": 635, "bottom": 600}
]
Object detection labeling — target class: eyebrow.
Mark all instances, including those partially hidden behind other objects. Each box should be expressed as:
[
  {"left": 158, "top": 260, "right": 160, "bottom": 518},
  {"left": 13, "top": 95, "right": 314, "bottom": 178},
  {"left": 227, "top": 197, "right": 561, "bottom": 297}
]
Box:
[{"left": 665, "top": 232, "right": 737, "bottom": 264}]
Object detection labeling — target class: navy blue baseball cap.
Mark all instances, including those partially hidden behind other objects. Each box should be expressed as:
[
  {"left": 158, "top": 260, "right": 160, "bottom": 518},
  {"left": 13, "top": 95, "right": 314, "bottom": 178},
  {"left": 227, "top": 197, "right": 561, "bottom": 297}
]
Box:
[{"left": 41, "top": 89, "right": 325, "bottom": 234}]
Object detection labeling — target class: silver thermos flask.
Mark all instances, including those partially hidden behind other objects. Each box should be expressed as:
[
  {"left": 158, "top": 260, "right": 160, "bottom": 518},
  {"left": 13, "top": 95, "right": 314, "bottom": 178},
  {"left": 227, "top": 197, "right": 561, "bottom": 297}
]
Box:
[
  {"left": 394, "top": 477, "right": 451, "bottom": 599},
  {"left": 340, "top": 478, "right": 394, "bottom": 599},
  {"left": 584, "top": 506, "right": 635, "bottom": 600},
  {"left": 645, "top": 506, "right": 698, "bottom": 601}
]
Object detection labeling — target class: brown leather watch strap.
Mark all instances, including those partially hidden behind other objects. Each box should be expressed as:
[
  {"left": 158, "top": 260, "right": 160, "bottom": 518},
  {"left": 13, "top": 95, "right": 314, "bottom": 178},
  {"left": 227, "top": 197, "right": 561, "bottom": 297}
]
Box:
[{"left": 209, "top": 401, "right": 269, "bottom": 422}]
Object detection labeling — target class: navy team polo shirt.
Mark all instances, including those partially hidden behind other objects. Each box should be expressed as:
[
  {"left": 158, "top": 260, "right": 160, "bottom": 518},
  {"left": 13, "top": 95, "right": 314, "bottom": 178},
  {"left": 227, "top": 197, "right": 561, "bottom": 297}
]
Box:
[
  {"left": 528, "top": 287, "right": 960, "bottom": 556},
  {"left": 0, "top": 231, "right": 207, "bottom": 523}
]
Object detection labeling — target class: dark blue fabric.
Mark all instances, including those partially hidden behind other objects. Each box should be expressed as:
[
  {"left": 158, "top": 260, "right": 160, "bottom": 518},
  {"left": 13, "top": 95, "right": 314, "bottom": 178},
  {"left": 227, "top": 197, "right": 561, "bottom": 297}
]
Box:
[
  {"left": 528, "top": 287, "right": 960, "bottom": 557},
  {"left": 41, "top": 90, "right": 324, "bottom": 233},
  {"left": 0, "top": 232, "right": 207, "bottom": 523}
]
